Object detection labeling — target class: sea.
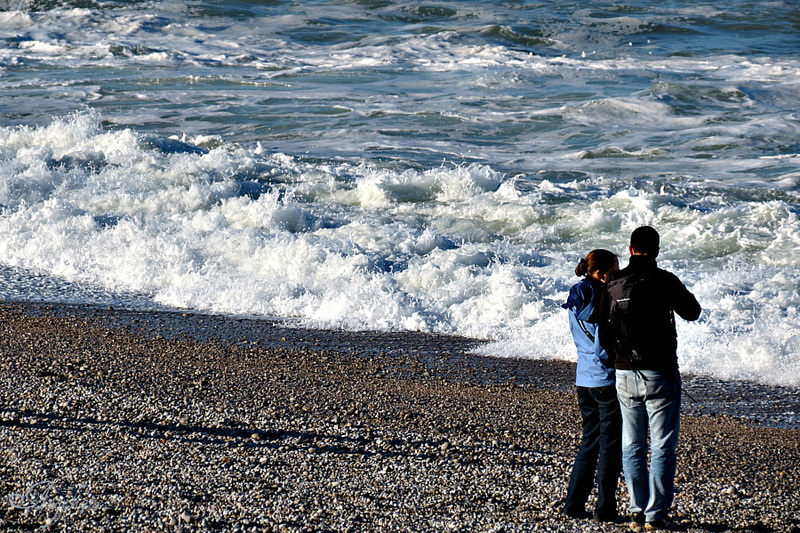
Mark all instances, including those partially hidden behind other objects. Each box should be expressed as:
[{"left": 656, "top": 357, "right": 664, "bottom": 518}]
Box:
[{"left": 0, "top": 0, "right": 798, "bottom": 390}]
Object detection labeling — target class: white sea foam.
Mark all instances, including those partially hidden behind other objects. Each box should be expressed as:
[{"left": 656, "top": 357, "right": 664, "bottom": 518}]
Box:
[
  {"left": 0, "top": 112, "right": 798, "bottom": 387},
  {"left": 564, "top": 97, "right": 708, "bottom": 130}
]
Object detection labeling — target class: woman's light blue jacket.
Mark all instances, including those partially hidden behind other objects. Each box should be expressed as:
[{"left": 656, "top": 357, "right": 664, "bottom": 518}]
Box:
[{"left": 563, "top": 278, "right": 615, "bottom": 387}]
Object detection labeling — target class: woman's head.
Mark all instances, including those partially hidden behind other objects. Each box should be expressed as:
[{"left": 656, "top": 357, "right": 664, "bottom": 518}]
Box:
[{"left": 575, "top": 249, "right": 618, "bottom": 280}]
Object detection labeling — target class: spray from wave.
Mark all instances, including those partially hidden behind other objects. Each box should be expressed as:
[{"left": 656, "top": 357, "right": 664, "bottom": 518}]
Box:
[{"left": 1, "top": 112, "right": 799, "bottom": 387}]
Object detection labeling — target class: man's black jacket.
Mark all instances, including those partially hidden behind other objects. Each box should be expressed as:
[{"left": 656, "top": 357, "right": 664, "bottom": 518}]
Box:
[{"left": 594, "top": 255, "right": 701, "bottom": 372}]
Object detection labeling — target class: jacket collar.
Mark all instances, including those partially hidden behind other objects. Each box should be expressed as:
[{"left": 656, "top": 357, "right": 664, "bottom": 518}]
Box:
[{"left": 627, "top": 254, "right": 658, "bottom": 270}]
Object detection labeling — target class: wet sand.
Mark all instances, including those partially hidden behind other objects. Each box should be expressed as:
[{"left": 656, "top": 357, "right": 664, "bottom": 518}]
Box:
[{"left": 1, "top": 302, "right": 798, "bottom": 532}]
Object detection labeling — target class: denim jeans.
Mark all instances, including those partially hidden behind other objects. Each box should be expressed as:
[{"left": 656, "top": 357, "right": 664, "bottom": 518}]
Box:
[
  {"left": 564, "top": 384, "right": 622, "bottom": 518},
  {"left": 615, "top": 370, "right": 681, "bottom": 523}
]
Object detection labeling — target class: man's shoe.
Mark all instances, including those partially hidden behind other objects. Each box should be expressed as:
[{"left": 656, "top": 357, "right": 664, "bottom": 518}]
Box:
[
  {"left": 630, "top": 512, "right": 645, "bottom": 525},
  {"left": 627, "top": 512, "right": 646, "bottom": 531},
  {"left": 645, "top": 517, "right": 683, "bottom": 531}
]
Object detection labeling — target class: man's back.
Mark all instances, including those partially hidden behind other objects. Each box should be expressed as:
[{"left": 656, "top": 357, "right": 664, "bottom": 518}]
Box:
[
  {"left": 598, "top": 255, "right": 701, "bottom": 372},
  {"left": 601, "top": 226, "right": 702, "bottom": 529}
]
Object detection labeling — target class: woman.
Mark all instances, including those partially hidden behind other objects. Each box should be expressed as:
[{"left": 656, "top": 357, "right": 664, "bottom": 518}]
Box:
[{"left": 562, "top": 249, "right": 622, "bottom": 522}]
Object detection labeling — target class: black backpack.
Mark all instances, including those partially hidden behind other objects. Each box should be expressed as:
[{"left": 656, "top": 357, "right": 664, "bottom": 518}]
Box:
[{"left": 605, "top": 271, "right": 661, "bottom": 367}]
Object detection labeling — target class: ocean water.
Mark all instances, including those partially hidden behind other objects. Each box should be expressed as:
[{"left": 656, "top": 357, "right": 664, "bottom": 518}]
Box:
[{"left": 0, "top": 0, "right": 798, "bottom": 387}]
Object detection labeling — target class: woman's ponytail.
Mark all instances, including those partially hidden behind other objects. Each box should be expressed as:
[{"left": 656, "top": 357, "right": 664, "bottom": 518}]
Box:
[{"left": 575, "top": 258, "right": 589, "bottom": 277}]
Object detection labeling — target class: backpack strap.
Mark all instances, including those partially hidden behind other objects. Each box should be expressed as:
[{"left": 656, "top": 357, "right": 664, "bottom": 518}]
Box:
[
  {"left": 574, "top": 295, "right": 596, "bottom": 344},
  {"left": 577, "top": 319, "right": 595, "bottom": 344}
]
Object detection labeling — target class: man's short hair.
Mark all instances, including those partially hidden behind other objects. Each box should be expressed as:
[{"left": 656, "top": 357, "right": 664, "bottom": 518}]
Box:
[{"left": 630, "top": 226, "right": 660, "bottom": 255}]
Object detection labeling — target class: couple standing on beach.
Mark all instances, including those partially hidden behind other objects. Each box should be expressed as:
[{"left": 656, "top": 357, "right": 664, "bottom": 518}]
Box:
[{"left": 561, "top": 226, "right": 702, "bottom": 531}]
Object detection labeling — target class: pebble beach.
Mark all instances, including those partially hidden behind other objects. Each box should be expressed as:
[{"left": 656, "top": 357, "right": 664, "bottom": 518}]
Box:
[{"left": 0, "top": 302, "right": 798, "bottom": 532}]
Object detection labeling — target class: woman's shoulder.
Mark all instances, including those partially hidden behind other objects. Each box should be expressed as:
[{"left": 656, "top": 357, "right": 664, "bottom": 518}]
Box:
[{"left": 564, "top": 278, "right": 595, "bottom": 310}]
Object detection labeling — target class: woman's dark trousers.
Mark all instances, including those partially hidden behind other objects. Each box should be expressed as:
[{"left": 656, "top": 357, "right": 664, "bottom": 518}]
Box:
[{"left": 564, "top": 384, "right": 623, "bottom": 520}]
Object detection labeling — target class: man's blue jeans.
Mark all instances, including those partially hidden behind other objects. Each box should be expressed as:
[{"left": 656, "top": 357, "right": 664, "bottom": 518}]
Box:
[{"left": 615, "top": 370, "right": 681, "bottom": 523}]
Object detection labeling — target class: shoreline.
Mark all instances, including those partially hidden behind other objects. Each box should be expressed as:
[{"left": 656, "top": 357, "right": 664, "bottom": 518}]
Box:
[
  {"left": 17, "top": 300, "right": 800, "bottom": 430},
  {"left": 1, "top": 301, "right": 798, "bottom": 532}
]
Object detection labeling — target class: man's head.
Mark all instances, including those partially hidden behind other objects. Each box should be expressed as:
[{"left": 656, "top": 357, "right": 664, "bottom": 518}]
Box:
[{"left": 630, "top": 226, "right": 660, "bottom": 257}]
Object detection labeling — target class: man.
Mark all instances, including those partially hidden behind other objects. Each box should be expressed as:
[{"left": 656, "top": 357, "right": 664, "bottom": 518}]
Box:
[{"left": 595, "top": 226, "right": 701, "bottom": 531}]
